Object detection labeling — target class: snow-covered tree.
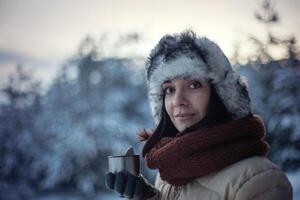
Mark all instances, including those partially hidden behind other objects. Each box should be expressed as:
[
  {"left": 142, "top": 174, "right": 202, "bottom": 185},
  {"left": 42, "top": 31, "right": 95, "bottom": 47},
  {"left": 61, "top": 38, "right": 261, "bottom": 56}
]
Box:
[{"left": 234, "top": 0, "right": 300, "bottom": 171}]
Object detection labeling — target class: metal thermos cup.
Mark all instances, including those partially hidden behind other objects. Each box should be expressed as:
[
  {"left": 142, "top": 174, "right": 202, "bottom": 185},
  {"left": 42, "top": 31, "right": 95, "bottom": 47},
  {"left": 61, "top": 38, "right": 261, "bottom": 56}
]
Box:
[{"left": 108, "top": 155, "right": 140, "bottom": 176}]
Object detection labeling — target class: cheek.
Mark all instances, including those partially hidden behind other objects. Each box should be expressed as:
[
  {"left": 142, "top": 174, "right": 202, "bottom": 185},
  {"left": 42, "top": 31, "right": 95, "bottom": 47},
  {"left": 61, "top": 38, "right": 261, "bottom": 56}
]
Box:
[
  {"left": 164, "top": 98, "right": 173, "bottom": 116},
  {"left": 193, "top": 92, "right": 210, "bottom": 112}
]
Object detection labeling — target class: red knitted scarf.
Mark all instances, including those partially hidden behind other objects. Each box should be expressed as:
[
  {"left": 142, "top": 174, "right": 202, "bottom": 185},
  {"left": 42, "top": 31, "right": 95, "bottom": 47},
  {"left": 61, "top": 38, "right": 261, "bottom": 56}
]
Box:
[{"left": 145, "top": 115, "right": 269, "bottom": 186}]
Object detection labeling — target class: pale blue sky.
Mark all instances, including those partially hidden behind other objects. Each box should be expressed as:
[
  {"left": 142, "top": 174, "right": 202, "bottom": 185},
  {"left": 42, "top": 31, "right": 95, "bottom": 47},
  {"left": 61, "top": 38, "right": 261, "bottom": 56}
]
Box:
[{"left": 0, "top": 0, "right": 299, "bottom": 86}]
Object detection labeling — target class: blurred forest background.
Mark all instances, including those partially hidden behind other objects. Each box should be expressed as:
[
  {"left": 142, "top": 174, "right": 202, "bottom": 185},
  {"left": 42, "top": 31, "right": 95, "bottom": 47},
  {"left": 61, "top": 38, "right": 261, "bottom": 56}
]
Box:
[{"left": 0, "top": 0, "right": 299, "bottom": 199}]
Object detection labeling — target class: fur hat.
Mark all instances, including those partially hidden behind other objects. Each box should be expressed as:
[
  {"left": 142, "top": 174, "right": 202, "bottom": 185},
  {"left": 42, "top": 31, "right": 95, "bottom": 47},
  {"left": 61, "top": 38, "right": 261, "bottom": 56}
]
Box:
[{"left": 145, "top": 30, "right": 252, "bottom": 125}]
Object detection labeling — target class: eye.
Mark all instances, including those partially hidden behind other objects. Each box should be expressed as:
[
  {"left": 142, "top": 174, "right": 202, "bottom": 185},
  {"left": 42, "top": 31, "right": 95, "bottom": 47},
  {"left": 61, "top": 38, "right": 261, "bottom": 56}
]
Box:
[
  {"left": 190, "top": 81, "right": 202, "bottom": 89},
  {"left": 163, "top": 87, "right": 175, "bottom": 95}
]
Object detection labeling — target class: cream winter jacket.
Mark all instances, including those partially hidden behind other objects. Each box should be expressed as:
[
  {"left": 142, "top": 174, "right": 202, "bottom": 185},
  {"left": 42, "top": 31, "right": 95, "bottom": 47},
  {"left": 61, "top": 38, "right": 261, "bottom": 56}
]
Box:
[{"left": 147, "top": 156, "right": 292, "bottom": 200}]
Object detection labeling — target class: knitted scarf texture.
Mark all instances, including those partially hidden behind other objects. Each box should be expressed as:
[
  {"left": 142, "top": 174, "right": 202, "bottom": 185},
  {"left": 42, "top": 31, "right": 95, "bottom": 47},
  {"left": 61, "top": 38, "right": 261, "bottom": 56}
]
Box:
[{"left": 145, "top": 115, "right": 269, "bottom": 186}]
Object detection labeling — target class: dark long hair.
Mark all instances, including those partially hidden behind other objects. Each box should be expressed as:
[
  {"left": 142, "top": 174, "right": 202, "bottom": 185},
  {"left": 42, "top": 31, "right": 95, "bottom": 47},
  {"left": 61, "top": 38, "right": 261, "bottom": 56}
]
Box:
[{"left": 142, "top": 84, "right": 232, "bottom": 158}]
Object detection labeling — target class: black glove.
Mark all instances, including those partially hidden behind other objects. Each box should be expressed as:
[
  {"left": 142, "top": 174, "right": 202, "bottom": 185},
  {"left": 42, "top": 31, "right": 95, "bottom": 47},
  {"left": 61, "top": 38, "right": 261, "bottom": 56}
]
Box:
[{"left": 105, "top": 171, "right": 157, "bottom": 199}]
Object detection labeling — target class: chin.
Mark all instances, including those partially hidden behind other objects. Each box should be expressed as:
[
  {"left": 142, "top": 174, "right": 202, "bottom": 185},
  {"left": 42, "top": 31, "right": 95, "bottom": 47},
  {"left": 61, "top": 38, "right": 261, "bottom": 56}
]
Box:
[
  {"left": 177, "top": 120, "right": 200, "bottom": 132},
  {"left": 177, "top": 124, "right": 192, "bottom": 132}
]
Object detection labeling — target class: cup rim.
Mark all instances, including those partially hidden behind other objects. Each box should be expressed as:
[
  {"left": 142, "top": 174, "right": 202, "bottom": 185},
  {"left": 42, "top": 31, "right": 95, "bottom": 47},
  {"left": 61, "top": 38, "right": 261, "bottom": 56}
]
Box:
[{"left": 108, "top": 155, "right": 139, "bottom": 158}]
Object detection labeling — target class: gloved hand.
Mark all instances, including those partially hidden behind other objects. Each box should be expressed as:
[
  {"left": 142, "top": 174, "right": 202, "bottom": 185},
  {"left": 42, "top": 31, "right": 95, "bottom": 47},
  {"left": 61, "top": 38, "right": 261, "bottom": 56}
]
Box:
[{"left": 105, "top": 171, "right": 157, "bottom": 199}]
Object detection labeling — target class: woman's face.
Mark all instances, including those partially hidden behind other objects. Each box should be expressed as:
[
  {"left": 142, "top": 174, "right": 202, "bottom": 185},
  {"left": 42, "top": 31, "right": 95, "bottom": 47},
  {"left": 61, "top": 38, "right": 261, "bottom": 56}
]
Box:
[{"left": 162, "top": 78, "right": 211, "bottom": 132}]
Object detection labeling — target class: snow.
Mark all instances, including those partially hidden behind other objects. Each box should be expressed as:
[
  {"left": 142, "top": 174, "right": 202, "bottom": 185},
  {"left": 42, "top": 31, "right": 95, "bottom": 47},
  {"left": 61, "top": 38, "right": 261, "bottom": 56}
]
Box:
[{"left": 31, "top": 192, "right": 121, "bottom": 200}]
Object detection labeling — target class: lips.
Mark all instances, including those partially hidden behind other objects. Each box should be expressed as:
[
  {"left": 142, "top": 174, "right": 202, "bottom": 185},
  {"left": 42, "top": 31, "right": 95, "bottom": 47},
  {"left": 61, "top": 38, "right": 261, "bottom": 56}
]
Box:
[{"left": 175, "top": 113, "right": 195, "bottom": 120}]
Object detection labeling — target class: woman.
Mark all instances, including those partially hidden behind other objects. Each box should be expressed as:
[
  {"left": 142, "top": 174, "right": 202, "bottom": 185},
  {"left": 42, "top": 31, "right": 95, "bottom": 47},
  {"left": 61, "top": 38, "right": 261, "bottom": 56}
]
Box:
[{"left": 106, "top": 30, "right": 293, "bottom": 199}]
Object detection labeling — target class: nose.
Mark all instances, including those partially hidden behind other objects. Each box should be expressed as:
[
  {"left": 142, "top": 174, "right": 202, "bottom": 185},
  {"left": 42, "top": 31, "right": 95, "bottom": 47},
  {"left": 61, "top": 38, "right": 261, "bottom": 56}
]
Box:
[{"left": 173, "top": 89, "right": 188, "bottom": 107}]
